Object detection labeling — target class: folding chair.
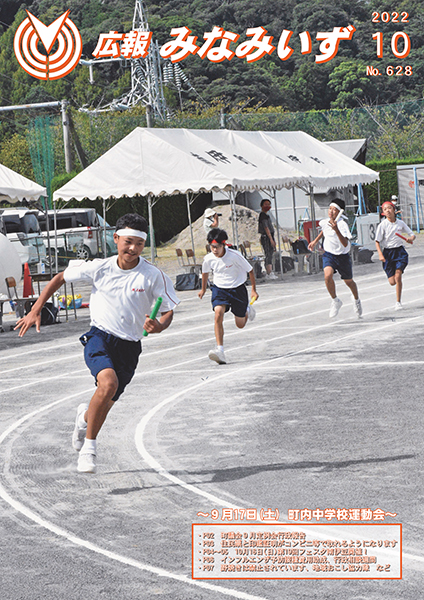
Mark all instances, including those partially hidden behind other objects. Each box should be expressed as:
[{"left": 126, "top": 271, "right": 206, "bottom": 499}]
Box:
[
  {"left": 175, "top": 248, "right": 192, "bottom": 273},
  {"left": 32, "top": 273, "right": 77, "bottom": 321},
  {"left": 243, "top": 240, "right": 254, "bottom": 258},
  {"left": 4, "top": 277, "right": 35, "bottom": 319},
  {"left": 185, "top": 249, "right": 203, "bottom": 275},
  {"left": 0, "top": 290, "right": 11, "bottom": 333},
  {"left": 280, "top": 235, "right": 292, "bottom": 252}
]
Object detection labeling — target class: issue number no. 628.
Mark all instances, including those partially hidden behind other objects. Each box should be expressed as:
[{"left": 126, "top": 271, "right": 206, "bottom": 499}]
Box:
[{"left": 366, "top": 65, "right": 413, "bottom": 76}]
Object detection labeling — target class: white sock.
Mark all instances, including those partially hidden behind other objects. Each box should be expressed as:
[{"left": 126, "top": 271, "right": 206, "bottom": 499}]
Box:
[
  {"left": 81, "top": 438, "right": 97, "bottom": 454},
  {"left": 217, "top": 345, "right": 224, "bottom": 352}
]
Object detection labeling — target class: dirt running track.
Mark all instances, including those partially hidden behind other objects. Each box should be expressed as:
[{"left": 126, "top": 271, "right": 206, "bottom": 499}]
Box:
[{"left": 1, "top": 252, "right": 423, "bottom": 600}]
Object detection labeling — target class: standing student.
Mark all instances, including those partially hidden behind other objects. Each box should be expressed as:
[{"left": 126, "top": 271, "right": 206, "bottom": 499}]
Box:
[
  {"left": 308, "top": 199, "right": 362, "bottom": 319},
  {"left": 198, "top": 228, "right": 258, "bottom": 365},
  {"left": 15, "top": 213, "right": 179, "bottom": 474},
  {"left": 203, "top": 208, "right": 220, "bottom": 234},
  {"left": 375, "top": 200, "right": 415, "bottom": 310},
  {"left": 258, "top": 198, "right": 277, "bottom": 280}
]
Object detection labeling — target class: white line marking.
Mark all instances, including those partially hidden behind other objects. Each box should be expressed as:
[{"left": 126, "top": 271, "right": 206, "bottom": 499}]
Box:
[
  {"left": 0, "top": 484, "right": 267, "bottom": 600},
  {"left": 0, "top": 397, "right": 268, "bottom": 599},
  {"left": 1, "top": 266, "right": 424, "bottom": 590},
  {"left": 135, "top": 314, "right": 424, "bottom": 565},
  {"left": 1, "top": 287, "right": 423, "bottom": 393}
]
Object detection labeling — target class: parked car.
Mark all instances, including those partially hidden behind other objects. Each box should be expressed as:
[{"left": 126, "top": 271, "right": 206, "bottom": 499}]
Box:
[
  {"left": 98, "top": 214, "right": 117, "bottom": 257},
  {"left": 0, "top": 207, "right": 46, "bottom": 266},
  {"left": 37, "top": 208, "right": 117, "bottom": 265}
]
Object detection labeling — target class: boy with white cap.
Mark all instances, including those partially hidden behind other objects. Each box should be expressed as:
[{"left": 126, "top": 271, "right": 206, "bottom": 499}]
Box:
[
  {"left": 203, "top": 207, "right": 220, "bottom": 234},
  {"left": 308, "top": 199, "right": 362, "bottom": 318},
  {"left": 375, "top": 200, "right": 415, "bottom": 310},
  {"left": 16, "top": 213, "right": 179, "bottom": 474}
]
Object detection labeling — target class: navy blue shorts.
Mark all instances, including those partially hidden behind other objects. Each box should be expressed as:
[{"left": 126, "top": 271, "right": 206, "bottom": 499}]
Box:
[
  {"left": 322, "top": 251, "right": 353, "bottom": 280},
  {"left": 382, "top": 246, "right": 408, "bottom": 278},
  {"left": 80, "top": 326, "right": 142, "bottom": 402},
  {"left": 211, "top": 284, "right": 248, "bottom": 318}
]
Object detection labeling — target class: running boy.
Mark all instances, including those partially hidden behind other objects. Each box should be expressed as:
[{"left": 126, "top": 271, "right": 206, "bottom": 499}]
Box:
[
  {"left": 308, "top": 199, "right": 362, "bottom": 318},
  {"left": 15, "top": 213, "right": 179, "bottom": 474},
  {"left": 375, "top": 200, "right": 415, "bottom": 310},
  {"left": 198, "top": 228, "right": 258, "bottom": 365}
]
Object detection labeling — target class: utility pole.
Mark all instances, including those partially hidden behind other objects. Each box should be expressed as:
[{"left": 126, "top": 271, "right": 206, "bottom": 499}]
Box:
[{"left": 61, "top": 100, "right": 73, "bottom": 173}]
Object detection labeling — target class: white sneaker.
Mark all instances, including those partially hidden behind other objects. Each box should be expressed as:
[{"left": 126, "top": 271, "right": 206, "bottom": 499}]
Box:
[
  {"left": 353, "top": 298, "right": 363, "bottom": 318},
  {"left": 208, "top": 348, "right": 226, "bottom": 364},
  {"left": 329, "top": 297, "right": 343, "bottom": 318},
  {"left": 265, "top": 272, "right": 278, "bottom": 280},
  {"left": 247, "top": 304, "right": 256, "bottom": 321},
  {"left": 395, "top": 302, "right": 403, "bottom": 311},
  {"left": 72, "top": 403, "right": 88, "bottom": 451},
  {"left": 77, "top": 452, "right": 96, "bottom": 474}
]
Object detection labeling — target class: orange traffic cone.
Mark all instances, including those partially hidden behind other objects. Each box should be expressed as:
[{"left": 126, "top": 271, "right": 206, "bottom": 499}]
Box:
[{"left": 23, "top": 262, "right": 34, "bottom": 297}]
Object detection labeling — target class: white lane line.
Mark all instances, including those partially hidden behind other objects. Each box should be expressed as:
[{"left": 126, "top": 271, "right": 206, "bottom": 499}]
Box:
[
  {"left": 0, "top": 339, "right": 80, "bottom": 360},
  {"left": 2, "top": 264, "right": 422, "bottom": 363},
  {"left": 1, "top": 288, "right": 423, "bottom": 394},
  {"left": 0, "top": 485, "right": 267, "bottom": 600},
  {"left": 0, "top": 369, "right": 87, "bottom": 394},
  {"left": 1, "top": 353, "right": 83, "bottom": 375},
  {"left": 1, "top": 312, "right": 423, "bottom": 597},
  {"left": 143, "top": 360, "right": 424, "bottom": 375},
  {"left": 135, "top": 314, "right": 424, "bottom": 565},
  {"left": 0, "top": 408, "right": 268, "bottom": 600}
]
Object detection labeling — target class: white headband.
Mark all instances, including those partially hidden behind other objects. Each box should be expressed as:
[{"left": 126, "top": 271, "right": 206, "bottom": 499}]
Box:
[
  {"left": 329, "top": 202, "right": 342, "bottom": 210},
  {"left": 115, "top": 228, "right": 147, "bottom": 240}
]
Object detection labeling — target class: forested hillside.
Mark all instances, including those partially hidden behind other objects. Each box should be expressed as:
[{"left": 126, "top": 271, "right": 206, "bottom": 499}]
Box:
[
  {"left": 0, "top": 0, "right": 422, "bottom": 119},
  {"left": 0, "top": 0, "right": 423, "bottom": 199}
]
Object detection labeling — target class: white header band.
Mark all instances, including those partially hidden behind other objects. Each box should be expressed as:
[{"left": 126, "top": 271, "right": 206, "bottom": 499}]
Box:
[
  {"left": 329, "top": 202, "right": 342, "bottom": 210},
  {"left": 115, "top": 228, "right": 148, "bottom": 240}
]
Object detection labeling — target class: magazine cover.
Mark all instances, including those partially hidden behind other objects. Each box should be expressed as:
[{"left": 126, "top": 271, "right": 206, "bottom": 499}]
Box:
[{"left": 0, "top": 1, "right": 422, "bottom": 599}]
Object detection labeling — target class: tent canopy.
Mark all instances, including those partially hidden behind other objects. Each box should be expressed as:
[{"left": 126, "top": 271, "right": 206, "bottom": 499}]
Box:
[
  {"left": 235, "top": 131, "right": 378, "bottom": 189},
  {"left": 53, "top": 128, "right": 378, "bottom": 203},
  {"left": 53, "top": 128, "right": 312, "bottom": 202},
  {"left": 0, "top": 163, "right": 46, "bottom": 202}
]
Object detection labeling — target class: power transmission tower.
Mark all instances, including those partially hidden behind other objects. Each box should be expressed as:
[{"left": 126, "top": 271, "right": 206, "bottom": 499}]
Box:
[
  {"left": 79, "top": 0, "right": 201, "bottom": 118},
  {"left": 119, "top": 0, "right": 167, "bottom": 119}
]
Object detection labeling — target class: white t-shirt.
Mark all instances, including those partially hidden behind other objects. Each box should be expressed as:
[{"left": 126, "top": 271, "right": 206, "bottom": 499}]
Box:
[
  {"left": 203, "top": 216, "right": 214, "bottom": 234},
  {"left": 319, "top": 217, "right": 352, "bottom": 255},
  {"left": 202, "top": 247, "right": 252, "bottom": 288},
  {"left": 375, "top": 218, "right": 413, "bottom": 249},
  {"left": 64, "top": 256, "right": 179, "bottom": 342}
]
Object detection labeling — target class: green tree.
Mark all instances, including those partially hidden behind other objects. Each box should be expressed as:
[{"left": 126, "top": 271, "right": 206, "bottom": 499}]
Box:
[
  {"left": 328, "top": 60, "right": 378, "bottom": 108},
  {"left": 0, "top": 133, "right": 35, "bottom": 178}
]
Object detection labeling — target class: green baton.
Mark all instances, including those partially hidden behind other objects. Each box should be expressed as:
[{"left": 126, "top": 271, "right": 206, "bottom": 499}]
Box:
[{"left": 143, "top": 296, "right": 163, "bottom": 337}]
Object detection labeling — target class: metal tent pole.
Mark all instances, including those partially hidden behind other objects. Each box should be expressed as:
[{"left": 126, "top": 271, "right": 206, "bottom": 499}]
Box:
[
  {"left": 186, "top": 192, "right": 196, "bottom": 260},
  {"left": 229, "top": 190, "right": 239, "bottom": 249},
  {"left": 292, "top": 186, "right": 297, "bottom": 233},
  {"left": 147, "top": 194, "right": 155, "bottom": 263},
  {"left": 309, "top": 184, "right": 319, "bottom": 274},
  {"left": 103, "top": 198, "right": 107, "bottom": 257},
  {"left": 272, "top": 189, "right": 284, "bottom": 279}
]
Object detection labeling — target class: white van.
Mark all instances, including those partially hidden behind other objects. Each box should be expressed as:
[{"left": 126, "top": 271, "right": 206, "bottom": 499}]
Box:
[
  {"left": 37, "top": 208, "right": 116, "bottom": 264},
  {"left": 0, "top": 208, "right": 46, "bottom": 266}
]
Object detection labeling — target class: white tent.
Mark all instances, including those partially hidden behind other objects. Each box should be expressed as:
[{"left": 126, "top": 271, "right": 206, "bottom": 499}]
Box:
[
  {"left": 53, "top": 128, "right": 379, "bottom": 267},
  {"left": 53, "top": 127, "right": 311, "bottom": 261},
  {"left": 234, "top": 131, "right": 378, "bottom": 188},
  {"left": 0, "top": 163, "right": 46, "bottom": 202},
  {"left": 52, "top": 127, "right": 309, "bottom": 200}
]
